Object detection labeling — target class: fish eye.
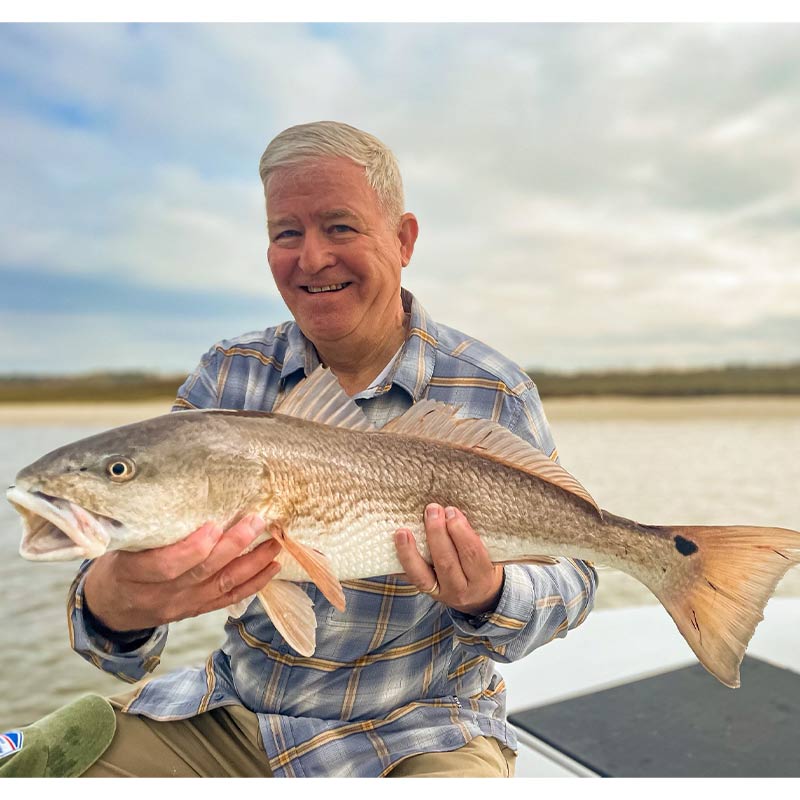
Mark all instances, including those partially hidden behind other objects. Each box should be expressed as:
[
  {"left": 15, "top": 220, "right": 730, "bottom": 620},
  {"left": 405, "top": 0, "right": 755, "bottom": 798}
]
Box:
[{"left": 105, "top": 457, "right": 136, "bottom": 482}]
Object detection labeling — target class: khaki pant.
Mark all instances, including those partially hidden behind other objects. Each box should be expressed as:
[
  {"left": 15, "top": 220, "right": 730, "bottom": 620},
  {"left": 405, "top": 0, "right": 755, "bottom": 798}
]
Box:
[{"left": 85, "top": 692, "right": 516, "bottom": 778}]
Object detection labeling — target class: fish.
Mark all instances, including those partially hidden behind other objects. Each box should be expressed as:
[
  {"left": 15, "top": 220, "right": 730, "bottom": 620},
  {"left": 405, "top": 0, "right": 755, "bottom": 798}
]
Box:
[{"left": 6, "top": 366, "right": 800, "bottom": 687}]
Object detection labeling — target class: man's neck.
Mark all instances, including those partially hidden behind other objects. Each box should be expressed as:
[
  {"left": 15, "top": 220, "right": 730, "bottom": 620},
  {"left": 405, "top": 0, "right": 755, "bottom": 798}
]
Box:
[{"left": 313, "top": 312, "right": 409, "bottom": 396}]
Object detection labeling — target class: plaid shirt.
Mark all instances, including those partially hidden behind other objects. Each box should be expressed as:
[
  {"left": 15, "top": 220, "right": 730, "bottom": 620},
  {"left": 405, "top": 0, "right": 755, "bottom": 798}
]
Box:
[{"left": 67, "top": 288, "right": 597, "bottom": 777}]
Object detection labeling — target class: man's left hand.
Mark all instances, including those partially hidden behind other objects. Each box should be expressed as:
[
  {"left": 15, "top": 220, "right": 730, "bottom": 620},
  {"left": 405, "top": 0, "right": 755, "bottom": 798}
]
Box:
[{"left": 395, "top": 504, "right": 504, "bottom": 617}]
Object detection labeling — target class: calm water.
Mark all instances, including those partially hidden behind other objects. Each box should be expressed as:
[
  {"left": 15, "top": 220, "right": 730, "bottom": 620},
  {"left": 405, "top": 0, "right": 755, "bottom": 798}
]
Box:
[{"left": 1, "top": 399, "right": 798, "bottom": 729}]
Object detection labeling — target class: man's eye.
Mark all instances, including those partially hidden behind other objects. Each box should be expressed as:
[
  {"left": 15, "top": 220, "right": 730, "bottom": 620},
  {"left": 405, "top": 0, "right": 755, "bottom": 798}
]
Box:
[
  {"left": 274, "top": 230, "right": 300, "bottom": 240},
  {"left": 330, "top": 224, "right": 355, "bottom": 234}
]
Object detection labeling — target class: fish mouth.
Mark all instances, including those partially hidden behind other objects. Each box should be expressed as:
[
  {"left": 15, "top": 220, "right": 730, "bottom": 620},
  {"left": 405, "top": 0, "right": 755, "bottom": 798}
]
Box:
[{"left": 6, "top": 486, "right": 116, "bottom": 561}]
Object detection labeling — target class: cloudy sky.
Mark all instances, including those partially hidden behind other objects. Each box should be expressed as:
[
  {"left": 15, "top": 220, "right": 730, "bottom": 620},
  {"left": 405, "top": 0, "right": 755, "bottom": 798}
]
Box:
[{"left": 2, "top": 22, "right": 799, "bottom": 375}]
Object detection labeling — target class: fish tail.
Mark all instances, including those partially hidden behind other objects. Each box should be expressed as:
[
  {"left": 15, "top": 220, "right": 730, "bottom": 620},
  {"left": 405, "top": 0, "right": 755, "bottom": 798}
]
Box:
[{"left": 650, "top": 524, "right": 800, "bottom": 688}]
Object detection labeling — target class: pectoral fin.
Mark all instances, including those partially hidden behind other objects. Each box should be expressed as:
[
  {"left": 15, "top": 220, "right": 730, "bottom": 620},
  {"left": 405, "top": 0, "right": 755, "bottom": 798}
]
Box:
[
  {"left": 257, "top": 580, "right": 317, "bottom": 657},
  {"left": 269, "top": 523, "right": 346, "bottom": 612}
]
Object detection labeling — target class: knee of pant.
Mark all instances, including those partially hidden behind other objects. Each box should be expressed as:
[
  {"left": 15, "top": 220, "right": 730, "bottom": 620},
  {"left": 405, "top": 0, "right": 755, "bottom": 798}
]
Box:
[{"left": 0, "top": 694, "right": 117, "bottom": 777}]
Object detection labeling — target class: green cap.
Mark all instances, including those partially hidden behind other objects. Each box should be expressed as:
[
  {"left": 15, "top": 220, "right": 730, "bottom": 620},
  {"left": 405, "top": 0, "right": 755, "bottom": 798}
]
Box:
[{"left": 0, "top": 694, "right": 116, "bottom": 778}]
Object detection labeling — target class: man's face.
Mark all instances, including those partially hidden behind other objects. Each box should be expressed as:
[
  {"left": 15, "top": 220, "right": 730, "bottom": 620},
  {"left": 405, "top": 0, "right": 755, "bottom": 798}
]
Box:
[{"left": 266, "top": 156, "right": 417, "bottom": 347}]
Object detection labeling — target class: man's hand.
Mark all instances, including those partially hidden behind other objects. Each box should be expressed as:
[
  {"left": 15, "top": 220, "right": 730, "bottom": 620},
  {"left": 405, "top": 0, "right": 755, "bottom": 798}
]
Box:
[
  {"left": 395, "top": 504, "right": 504, "bottom": 617},
  {"left": 83, "top": 514, "right": 282, "bottom": 633}
]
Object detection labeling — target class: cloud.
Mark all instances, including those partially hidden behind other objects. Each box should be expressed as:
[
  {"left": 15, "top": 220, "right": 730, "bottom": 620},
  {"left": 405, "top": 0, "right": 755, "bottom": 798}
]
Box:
[{"left": 2, "top": 22, "right": 799, "bottom": 373}]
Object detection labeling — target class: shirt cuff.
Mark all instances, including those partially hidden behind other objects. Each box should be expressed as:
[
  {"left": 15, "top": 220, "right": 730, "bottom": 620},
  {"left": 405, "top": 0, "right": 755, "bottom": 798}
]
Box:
[
  {"left": 68, "top": 562, "right": 168, "bottom": 678},
  {"left": 448, "top": 565, "right": 534, "bottom": 642}
]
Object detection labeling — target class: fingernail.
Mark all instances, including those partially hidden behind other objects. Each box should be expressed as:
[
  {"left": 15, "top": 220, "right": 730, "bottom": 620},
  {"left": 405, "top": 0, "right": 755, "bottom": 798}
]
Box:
[
  {"left": 426, "top": 504, "right": 440, "bottom": 520},
  {"left": 444, "top": 506, "right": 456, "bottom": 520}
]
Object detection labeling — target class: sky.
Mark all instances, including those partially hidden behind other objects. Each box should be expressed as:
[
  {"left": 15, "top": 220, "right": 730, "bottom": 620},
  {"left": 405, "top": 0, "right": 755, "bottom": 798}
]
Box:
[{"left": 1, "top": 21, "right": 800, "bottom": 375}]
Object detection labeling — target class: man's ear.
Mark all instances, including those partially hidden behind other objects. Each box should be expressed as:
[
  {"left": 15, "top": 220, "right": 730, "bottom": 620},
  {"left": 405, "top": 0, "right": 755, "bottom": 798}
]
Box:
[{"left": 398, "top": 213, "right": 419, "bottom": 267}]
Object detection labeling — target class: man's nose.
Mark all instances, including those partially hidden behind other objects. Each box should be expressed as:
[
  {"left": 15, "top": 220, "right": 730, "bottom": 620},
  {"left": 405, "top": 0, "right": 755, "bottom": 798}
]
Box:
[{"left": 298, "top": 230, "right": 336, "bottom": 274}]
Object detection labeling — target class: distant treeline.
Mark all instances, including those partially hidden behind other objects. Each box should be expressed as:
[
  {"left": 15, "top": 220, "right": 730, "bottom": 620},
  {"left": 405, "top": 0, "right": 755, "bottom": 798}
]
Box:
[
  {"left": 0, "top": 363, "right": 799, "bottom": 403},
  {"left": 532, "top": 363, "right": 800, "bottom": 398},
  {"left": 0, "top": 372, "right": 184, "bottom": 404}
]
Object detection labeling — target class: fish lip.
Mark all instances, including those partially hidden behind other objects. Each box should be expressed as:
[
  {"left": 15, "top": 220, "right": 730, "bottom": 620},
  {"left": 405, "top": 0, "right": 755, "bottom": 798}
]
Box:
[{"left": 6, "top": 486, "right": 113, "bottom": 561}]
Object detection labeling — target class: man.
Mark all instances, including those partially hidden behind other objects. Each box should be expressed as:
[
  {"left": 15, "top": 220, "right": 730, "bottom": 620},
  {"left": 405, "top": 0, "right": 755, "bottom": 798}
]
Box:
[{"left": 11, "top": 122, "right": 597, "bottom": 778}]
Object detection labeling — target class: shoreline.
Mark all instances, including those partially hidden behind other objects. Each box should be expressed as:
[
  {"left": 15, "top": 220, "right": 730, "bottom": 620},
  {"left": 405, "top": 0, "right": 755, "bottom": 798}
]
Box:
[
  {"left": 0, "top": 400, "right": 173, "bottom": 426},
  {"left": 1, "top": 394, "right": 799, "bottom": 426}
]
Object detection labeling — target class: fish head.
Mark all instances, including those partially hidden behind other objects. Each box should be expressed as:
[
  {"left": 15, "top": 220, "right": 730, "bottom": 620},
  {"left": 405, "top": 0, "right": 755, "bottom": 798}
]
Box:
[{"left": 6, "top": 411, "right": 269, "bottom": 561}]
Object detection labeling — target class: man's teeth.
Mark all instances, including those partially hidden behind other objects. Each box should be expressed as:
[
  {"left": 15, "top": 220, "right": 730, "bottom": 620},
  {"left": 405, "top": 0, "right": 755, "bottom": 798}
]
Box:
[{"left": 306, "top": 283, "right": 348, "bottom": 293}]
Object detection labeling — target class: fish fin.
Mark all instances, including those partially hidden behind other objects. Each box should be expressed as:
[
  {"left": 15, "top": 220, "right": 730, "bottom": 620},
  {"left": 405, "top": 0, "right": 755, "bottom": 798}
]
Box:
[
  {"left": 496, "top": 555, "right": 561, "bottom": 566},
  {"left": 274, "top": 366, "right": 377, "bottom": 432},
  {"left": 226, "top": 596, "right": 253, "bottom": 618},
  {"left": 257, "top": 580, "right": 317, "bottom": 657},
  {"left": 269, "top": 522, "right": 346, "bottom": 612},
  {"left": 650, "top": 524, "right": 800, "bottom": 688},
  {"left": 382, "top": 400, "right": 601, "bottom": 517}
]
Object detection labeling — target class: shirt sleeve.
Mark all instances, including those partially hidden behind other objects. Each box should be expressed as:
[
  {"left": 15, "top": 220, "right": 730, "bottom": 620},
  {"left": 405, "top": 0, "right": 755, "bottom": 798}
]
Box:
[
  {"left": 447, "top": 383, "right": 598, "bottom": 661},
  {"left": 447, "top": 559, "right": 597, "bottom": 662},
  {"left": 67, "top": 561, "right": 168, "bottom": 683},
  {"left": 65, "top": 346, "right": 224, "bottom": 678},
  {"left": 172, "top": 344, "right": 223, "bottom": 411}
]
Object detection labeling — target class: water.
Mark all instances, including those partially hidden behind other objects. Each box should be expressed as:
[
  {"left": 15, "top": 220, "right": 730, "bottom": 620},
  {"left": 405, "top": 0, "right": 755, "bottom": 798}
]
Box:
[{"left": 1, "top": 399, "right": 798, "bottom": 730}]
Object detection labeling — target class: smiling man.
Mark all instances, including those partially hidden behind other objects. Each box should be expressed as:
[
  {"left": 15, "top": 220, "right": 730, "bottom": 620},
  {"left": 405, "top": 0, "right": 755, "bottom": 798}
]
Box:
[
  {"left": 29, "top": 122, "right": 598, "bottom": 778},
  {"left": 265, "top": 153, "right": 418, "bottom": 396}
]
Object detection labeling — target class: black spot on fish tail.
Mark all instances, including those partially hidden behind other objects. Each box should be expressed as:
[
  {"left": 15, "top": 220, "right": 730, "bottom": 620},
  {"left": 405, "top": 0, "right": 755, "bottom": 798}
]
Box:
[
  {"left": 675, "top": 535, "right": 698, "bottom": 556},
  {"left": 773, "top": 549, "right": 791, "bottom": 560},
  {"left": 706, "top": 579, "right": 718, "bottom": 591}
]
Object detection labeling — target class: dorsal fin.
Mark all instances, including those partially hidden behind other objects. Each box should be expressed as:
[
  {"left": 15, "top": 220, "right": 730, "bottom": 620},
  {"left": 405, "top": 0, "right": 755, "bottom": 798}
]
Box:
[
  {"left": 274, "top": 366, "right": 377, "bottom": 432},
  {"left": 382, "top": 400, "right": 601, "bottom": 517}
]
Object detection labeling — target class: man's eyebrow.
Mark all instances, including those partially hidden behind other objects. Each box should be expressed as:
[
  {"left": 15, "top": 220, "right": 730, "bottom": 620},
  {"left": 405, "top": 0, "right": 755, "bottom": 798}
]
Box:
[
  {"left": 319, "top": 208, "right": 361, "bottom": 221},
  {"left": 267, "top": 209, "right": 362, "bottom": 227},
  {"left": 267, "top": 215, "right": 300, "bottom": 228}
]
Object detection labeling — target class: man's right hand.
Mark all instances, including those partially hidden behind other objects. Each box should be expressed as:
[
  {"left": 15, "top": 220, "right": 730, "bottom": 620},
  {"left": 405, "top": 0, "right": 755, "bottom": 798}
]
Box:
[{"left": 82, "top": 514, "right": 282, "bottom": 634}]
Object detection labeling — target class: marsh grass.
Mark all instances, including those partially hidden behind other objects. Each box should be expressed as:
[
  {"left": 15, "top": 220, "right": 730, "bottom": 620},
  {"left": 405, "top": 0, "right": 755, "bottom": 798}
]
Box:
[
  {"left": 1, "top": 363, "right": 799, "bottom": 403},
  {"left": 534, "top": 363, "right": 800, "bottom": 398}
]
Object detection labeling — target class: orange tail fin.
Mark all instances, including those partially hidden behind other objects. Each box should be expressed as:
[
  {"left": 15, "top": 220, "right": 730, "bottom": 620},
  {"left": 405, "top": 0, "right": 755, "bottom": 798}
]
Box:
[{"left": 650, "top": 525, "right": 800, "bottom": 688}]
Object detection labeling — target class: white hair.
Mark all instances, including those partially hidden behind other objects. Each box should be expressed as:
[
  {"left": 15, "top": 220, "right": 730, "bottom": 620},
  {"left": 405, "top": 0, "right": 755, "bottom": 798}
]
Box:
[{"left": 258, "top": 121, "right": 405, "bottom": 223}]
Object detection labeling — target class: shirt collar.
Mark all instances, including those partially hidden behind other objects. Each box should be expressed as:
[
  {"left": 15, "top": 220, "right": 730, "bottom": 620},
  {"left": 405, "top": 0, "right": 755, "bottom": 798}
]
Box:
[
  {"left": 278, "top": 287, "right": 439, "bottom": 401},
  {"left": 279, "top": 321, "right": 318, "bottom": 382},
  {"left": 389, "top": 287, "right": 438, "bottom": 401}
]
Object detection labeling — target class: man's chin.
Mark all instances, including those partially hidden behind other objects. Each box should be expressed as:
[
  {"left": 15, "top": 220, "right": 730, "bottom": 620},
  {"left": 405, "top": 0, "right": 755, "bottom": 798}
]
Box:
[{"left": 294, "top": 314, "right": 359, "bottom": 347}]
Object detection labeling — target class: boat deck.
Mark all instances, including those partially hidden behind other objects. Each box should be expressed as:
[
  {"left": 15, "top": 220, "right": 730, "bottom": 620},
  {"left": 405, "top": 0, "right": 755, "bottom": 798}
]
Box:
[{"left": 501, "top": 598, "right": 800, "bottom": 777}]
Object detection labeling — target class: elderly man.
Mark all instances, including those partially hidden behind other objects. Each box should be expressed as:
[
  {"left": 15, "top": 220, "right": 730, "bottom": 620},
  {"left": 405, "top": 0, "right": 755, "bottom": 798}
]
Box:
[{"left": 18, "top": 122, "right": 597, "bottom": 778}]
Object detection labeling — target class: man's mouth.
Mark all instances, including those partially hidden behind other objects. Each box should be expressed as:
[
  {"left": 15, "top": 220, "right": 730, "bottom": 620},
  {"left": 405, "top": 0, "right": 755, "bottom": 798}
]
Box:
[{"left": 303, "top": 283, "right": 351, "bottom": 294}]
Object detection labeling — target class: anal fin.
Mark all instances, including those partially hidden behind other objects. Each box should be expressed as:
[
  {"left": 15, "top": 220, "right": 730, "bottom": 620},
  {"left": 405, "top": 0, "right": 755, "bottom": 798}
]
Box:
[
  {"left": 269, "top": 523, "right": 346, "bottom": 612},
  {"left": 257, "top": 580, "right": 317, "bottom": 657}
]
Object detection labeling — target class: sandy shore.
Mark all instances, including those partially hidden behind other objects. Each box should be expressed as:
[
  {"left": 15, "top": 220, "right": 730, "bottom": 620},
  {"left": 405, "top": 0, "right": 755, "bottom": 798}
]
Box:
[
  {"left": 0, "top": 401, "right": 173, "bottom": 426},
  {"left": 544, "top": 395, "right": 800, "bottom": 422},
  {"left": 1, "top": 395, "right": 799, "bottom": 427}
]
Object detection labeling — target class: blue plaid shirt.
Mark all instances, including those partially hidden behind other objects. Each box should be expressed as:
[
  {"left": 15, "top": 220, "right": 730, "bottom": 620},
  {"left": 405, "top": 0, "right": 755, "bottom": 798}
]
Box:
[{"left": 67, "top": 288, "right": 597, "bottom": 777}]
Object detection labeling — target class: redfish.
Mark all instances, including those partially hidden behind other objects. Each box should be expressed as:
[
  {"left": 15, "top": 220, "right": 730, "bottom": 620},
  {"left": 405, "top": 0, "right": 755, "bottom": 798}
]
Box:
[{"left": 6, "top": 367, "right": 799, "bottom": 687}]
